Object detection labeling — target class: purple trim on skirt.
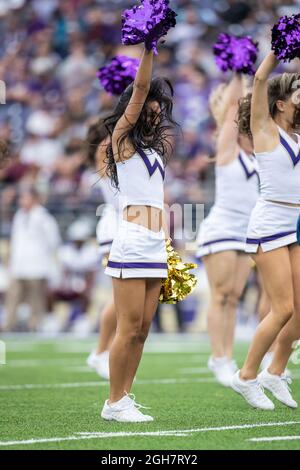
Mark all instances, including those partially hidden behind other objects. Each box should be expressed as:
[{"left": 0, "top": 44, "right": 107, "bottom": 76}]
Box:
[
  {"left": 200, "top": 237, "right": 245, "bottom": 247},
  {"left": 246, "top": 230, "right": 296, "bottom": 244},
  {"left": 99, "top": 240, "right": 113, "bottom": 246},
  {"left": 107, "top": 260, "right": 168, "bottom": 269}
]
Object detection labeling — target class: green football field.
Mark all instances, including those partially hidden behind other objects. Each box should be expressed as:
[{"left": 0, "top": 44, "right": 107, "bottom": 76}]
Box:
[{"left": 0, "top": 334, "right": 300, "bottom": 450}]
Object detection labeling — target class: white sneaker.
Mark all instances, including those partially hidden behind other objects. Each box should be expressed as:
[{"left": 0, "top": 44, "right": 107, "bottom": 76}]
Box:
[
  {"left": 231, "top": 370, "right": 275, "bottom": 410},
  {"left": 208, "top": 356, "right": 234, "bottom": 387},
  {"left": 261, "top": 352, "right": 292, "bottom": 378},
  {"left": 258, "top": 369, "right": 298, "bottom": 409},
  {"left": 101, "top": 394, "right": 153, "bottom": 422},
  {"left": 87, "top": 350, "right": 110, "bottom": 380},
  {"left": 228, "top": 359, "right": 238, "bottom": 374}
]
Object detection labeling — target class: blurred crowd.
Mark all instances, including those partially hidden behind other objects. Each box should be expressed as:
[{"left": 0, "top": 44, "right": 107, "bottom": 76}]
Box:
[{"left": 0, "top": 0, "right": 299, "bottom": 332}]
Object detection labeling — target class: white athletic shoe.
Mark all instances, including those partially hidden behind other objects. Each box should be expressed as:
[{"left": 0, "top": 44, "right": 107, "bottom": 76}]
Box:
[
  {"left": 260, "top": 352, "right": 292, "bottom": 378},
  {"left": 231, "top": 370, "right": 275, "bottom": 410},
  {"left": 228, "top": 359, "right": 239, "bottom": 374},
  {"left": 101, "top": 394, "right": 153, "bottom": 422},
  {"left": 258, "top": 369, "right": 298, "bottom": 409},
  {"left": 87, "top": 350, "right": 110, "bottom": 380},
  {"left": 208, "top": 356, "right": 234, "bottom": 387}
]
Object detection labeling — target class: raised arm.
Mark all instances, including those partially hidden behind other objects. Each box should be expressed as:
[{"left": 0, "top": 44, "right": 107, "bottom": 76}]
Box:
[
  {"left": 216, "top": 74, "right": 243, "bottom": 165},
  {"left": 112, "top": 48, "right": 153, "bottom": 160},
  {"left": 250, "top": 51, "right": 279, "bottom": 151}
]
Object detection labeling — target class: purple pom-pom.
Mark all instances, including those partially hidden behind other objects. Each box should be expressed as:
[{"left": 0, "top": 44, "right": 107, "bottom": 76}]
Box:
[
  {"left": 213, "top": 33, "right": 259, "bottom": 75},
  {"left": 97, "top": 55, "right": 140, "bottom": 95},
  {"left": 271, "top": 14, "right": 300, "bottom": 62},
  {"left": 122, "top": 0, "right": 177, "bottom": 54}
]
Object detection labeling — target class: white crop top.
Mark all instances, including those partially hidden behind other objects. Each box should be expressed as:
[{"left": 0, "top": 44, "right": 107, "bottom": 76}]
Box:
[
  {"left": 255, "top": 126, "right": 300, "bottom": 204},
  {"left": 116, "top": 147, "right": 165, "bottom": 211},
  {"left": 214, "top": 149, "right": 259, "bottom": 215},
  {"left": 98, "top": 176, "right": 119, "bottom": 211}
]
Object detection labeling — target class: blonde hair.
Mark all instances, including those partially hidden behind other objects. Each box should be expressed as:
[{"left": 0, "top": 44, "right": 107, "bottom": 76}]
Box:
[{"left": 237, "top": 72, "right": 300, "bottom": 136}]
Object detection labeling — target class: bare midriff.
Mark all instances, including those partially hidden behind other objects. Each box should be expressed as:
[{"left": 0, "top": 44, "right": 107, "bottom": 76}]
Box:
[
  {"left": 123, "top": 205, "right": 163, "bottom": 232},
  {"left": 267, "top": 199, "right": 300, "bottom": 208}
]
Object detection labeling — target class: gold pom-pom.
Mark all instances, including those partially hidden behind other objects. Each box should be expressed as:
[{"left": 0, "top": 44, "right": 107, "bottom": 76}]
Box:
[
  {"left": 102, "top": 254, "right": 109, "bottom": 268},
  {"left": 159, "top": 239, "right": 197, "bottom": 304}
]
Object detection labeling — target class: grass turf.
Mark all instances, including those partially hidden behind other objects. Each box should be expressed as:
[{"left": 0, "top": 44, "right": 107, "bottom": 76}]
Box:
[{"left": 0, "top": 335, "right": 300, "bottom": 450}]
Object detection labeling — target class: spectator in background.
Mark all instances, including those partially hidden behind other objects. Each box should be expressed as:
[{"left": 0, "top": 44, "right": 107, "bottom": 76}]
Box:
[
  {"left": 55, "top": 218, "right": 99, "bottom": 333},
  {"left": 0, "top": 140, "right": 9, "bottom": 169},
  {"left": 4, "top": 187, "right": 61, "bottom": 331}
]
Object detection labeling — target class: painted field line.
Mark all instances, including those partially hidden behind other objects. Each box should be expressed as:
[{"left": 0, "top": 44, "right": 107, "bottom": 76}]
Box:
[
  {"left": 179, "top": 367, "right": 211, "bottom": 374},
  {"left": 67, "top": 366, "right": 211, "bottom": 374},
  {"left": 5, "top": 354, "right": 209, "bottom": 368},
  {"left": 0, "top": 377, "right": 217, "bottom": 391},
  {"left": 249, "top": 435, "right": 300, "bottom": 442},
  {"left": 1, "top": 421, "right": 299, "bottom": 447},
  {"left": 6, "top": 359, "right": 91, "bottom": 367}
]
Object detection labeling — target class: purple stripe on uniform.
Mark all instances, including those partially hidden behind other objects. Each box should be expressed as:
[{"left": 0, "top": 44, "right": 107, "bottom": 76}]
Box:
[
  {"left": 107, "top": 260, "right": 168, "bottom": 269},
  {"left": 200, "top": 237, "right": 245, "bottom": 247},
  {"left": 238, "top": 154, "right": 258, "bottom": 180},
  {"left": 137, "top": 148, "right": 165, "bottom": 180},
  {"left": 99, "top": 240, "right": 113, "bottom": 246},
  {"left": 246, "top": 230, "right": 296, "bottom": 244},
  {"left": 280, "top": 135, "right": 300, "bottom": 166}
]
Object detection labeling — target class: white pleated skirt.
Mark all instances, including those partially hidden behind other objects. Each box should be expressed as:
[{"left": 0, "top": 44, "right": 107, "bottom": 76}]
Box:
[
  {"left": 246, "top": 198, "right": 298, "bottom": 253},
  {"left": 96, "top": 205, "right": 119, "bottom": 255},
  {"left": 105, "top": 219, "right": 168, "bottom": 279},
  {"left": 196, "top": 205, "right": 250, "bottom": 258}
]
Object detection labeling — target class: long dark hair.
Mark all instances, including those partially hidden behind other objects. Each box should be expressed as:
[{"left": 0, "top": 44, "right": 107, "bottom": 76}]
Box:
[
  {"left": 85, "top": 116, "right": 110, "bottom": 167},
  {"left": 104, "top": 77, "right": 178, "bottom": 189}
]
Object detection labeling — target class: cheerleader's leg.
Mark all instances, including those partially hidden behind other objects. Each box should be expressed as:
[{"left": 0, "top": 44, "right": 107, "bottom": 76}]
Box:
[
  {"left": 109, "top": 278, "right": 146, "bottom": 404},
  {"left": 240, "top": 246, "right": 294, "bottom": 380},
  {"left": 124, "top": 278, "right": 162, "bottom": 393},
  {"left": 224, "top": 253, "right": 252, "bottom": 359},
  {"left": 269, "top": 243, "right": 300, "bottom": 375}
]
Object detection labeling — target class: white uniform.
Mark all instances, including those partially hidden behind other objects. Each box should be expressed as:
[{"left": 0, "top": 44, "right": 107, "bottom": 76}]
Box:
[
  {"left": 105, "top": 147, "right": 168, "bottom": 279},
  {"left": 196, "top": 150, "right": 259, "bottom": 257},
  {"left": 96, "top": 177, "right": 119, "bottom": 255},
  {"left": 246, "top": 127, "right": 300, "bottom": 253}
]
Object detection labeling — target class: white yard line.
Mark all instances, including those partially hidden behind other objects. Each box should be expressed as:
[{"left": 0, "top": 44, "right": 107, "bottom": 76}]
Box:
[
  {"left": 1, "top": 421, "right": 299, "bottom": 447},
  {"left": 0, "top": 377, "right": 217, "bottom": 391},
  {"left": 248, "top": 436, "right": 300, "bottom": 442},
  {"left": 179, "top": 367, "right": 212, "bottom": 374}
]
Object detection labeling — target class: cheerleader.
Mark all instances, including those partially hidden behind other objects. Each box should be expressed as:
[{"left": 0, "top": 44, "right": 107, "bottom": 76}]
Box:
[
  {"left": 85, "top": 120, "right": 118, "bottom": 380},
  {"left": 196, "top": 75, "right": 259, "bottom": 386},
  {"left": 100, "top": 47, "right": 176, "bottom": 422},
  {"left": 231, "top": 51, "right": 300, "bottom": 409}
]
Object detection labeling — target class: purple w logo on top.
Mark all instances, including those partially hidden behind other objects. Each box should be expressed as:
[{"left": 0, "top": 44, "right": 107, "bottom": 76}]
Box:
[{"left": 137, "top": 148, "right": 165, "bottom": 180}]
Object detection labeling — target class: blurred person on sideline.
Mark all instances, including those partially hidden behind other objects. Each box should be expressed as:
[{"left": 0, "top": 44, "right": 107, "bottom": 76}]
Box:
[
  {"left": 4, "top": 186, "right": 61, "bottom": 331},
  {"left": 55, "top": 218, "right": 99, "bottom": 333}
]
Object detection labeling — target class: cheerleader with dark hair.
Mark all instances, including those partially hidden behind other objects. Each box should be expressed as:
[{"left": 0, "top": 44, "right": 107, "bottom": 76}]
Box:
[{"left": 99, "top": 40, "right": 178, "bottom": 421}]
